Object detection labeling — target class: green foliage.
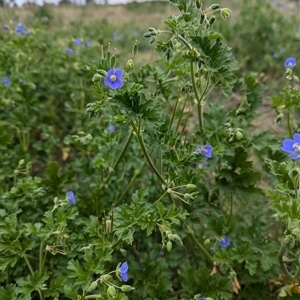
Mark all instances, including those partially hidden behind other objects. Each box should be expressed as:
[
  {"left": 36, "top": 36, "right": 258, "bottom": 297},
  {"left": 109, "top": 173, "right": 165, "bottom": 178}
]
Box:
[{"left": 1, "top": 1, "right": 300, "bottom": 299}]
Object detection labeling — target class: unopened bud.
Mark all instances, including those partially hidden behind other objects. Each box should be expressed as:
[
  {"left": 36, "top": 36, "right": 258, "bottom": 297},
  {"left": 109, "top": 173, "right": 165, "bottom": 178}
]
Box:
[
  {"left": 166, "top": 241, "right": 172, "bottom": 252},
  {"left": 110, "top": 55, "right": 116, "bottom": 67},
  {"left": 220, "top": 8, "right": 231, "bottom": 20},
  {"left": 167, "top": 233, "right": 174, "bottom": 241},
  {"left": 107, "top": 286, "right": 116, "bottom": 297},
  {"left": 173, "top": 235, "right": 183, "bottom": 246},
  {"left": 196, "top": 0, "right": 202, "bottom": 9},
  {"left": 210, "top": 4, "right": 220, "bottom": 10},
  {"left": 184, "top": 193, "right": 193, "bottom": 200},
  {"left": 120, "top": 285, "right": 135, "bottom": 292},
  {"left": 143, "top": 32, "right": 152, "bottom": 38},
  {"left": 132, "top": 42, "right": 138, "bottom": 57},
  {"left": 148, "top": 27, "right": 156, "bottom": 32},
  {"left": 186, "top": 184, "right": 197, "bottom": 191},
  {"left": 89, "top": 281, "right": 98, "bottom": 292},
  {"left": 275, "top": 113, "right": 283, "bottom": 123},
  {"left": 127, "top": 59, "right": 134, "bottom": 70},
  {"left": 149, "top": 37, "right": 156, "bottom": 44},
  {"left": 204, "top": 238, "right": 211, "bottom": 246},
  {"left": 92, "top": 73, "right": 102, "bottom": 82},
  {"left": 235, "top": 131, "right": 243, "bottom": 140},
  {"left": 105, "top": 220, "right": 112, "bottom": 233},
  {"left": 97, "top": 69, "right": 107, "bottom": 77},
  {"left": 199, "top": 14, "right": 205, "bottom": 24},
  {"left": 209, "top": 16, "right": 216, "bottom": 26}
]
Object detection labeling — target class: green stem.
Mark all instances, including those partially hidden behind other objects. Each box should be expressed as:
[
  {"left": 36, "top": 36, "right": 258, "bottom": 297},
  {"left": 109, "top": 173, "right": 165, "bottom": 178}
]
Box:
[
  {"left": 102, "top": 130, "right": 134, "bottom": 187},
  {"left": 131, "top": 121, "right": 167, "bottom": 185},
  {"left": 152, "top": 190, "right": 169, "bottom": 206},
  {"left": 185, "top": 225, "right": 214, "bottom": 264},
  {"left": 287, "top": 112, "right": 293, "bottom": 137},
  {"left": 39, "top": 240, "right": 44, "bottom": 275},
  {"left": 278, "top": 245, "right": 294, "bottom": 281},
  {"left": 190, "top": 60, "right": 203, "bottom": 134}
]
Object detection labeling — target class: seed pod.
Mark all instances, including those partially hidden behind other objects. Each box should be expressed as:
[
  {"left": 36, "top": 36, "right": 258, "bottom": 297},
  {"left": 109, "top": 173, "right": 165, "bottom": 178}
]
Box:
[
  {"left": 199, "top": 14, "right": 205, "bottom": 24},
  {"left": 166, "top": 241, "right": 172, "bottom": 252},
  {"left": 121, "top": 285, "right": 135, "bottom": 292},
  {"left": 149, "top": 36, "right": 156, "bottom": 44},
  {"left": 209, "top": 16, "right": 216, "bottom": 26},
  {"left": 173, "top": 235, "right": 183, "bottom": 246},
  {"left": 196, "top": 0, "right": 202, "bottom": 9},
  {"left": 220, "top": 8, "right": 231, "bottom": 20},
  {"left": 148, "top": 27, "right": 156, "bottom": 32},
  {"left": 235, "top": 131, "right": 243, "bottom": 140},
  {"left": 88, "top": 281, "right": 98, "bottom": 292},
  {"left": 186, "top": 184, "right": 197, "bottom": 191},
  {"left": 127, "top": 59, "right": 134, "bottom": 70},
  {"left": 107, "top": 286, "right": 116, "bottom": 297}
]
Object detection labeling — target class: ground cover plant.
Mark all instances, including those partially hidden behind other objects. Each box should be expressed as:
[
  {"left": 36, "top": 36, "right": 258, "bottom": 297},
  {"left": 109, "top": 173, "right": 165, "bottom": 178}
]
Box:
[{"left": 0, "top": 0, "right": 300, "bottom": 299}]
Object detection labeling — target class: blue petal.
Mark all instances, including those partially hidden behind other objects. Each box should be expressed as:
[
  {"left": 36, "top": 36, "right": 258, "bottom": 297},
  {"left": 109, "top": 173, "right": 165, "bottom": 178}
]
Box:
[
  {"left": 120, "top": 272, "right": 128, "bottom": 282},
  {"left": 114, "top": 68, "right": 123, "bottom": 79},
  {"left": 120, "top": 261, "right": 128, "bottom": 273},
  {"left": 282, "top": 139, "right": 295, "bottom": 152},
  {"left": 106, "top": 69, "right": 115, "bottom": 77},
  {"left": 293, "top": 133, "right": 300, "bottom": 144}
]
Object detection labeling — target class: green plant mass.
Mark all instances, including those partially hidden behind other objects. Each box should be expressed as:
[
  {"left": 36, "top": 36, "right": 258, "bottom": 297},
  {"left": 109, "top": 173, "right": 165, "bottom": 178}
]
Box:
[{"left": 1, "top": 0, "right": 300, "bottom": 299}]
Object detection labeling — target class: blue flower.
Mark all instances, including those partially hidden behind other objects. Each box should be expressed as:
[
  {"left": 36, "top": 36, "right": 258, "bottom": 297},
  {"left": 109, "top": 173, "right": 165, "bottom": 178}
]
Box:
[
  {"left": 195, "top": 144, "right": 213, "bottom": 158},
  {"left": 108, "top": 124, "right": 115, "bottom": 133},
  {"left": 119, "top": 261, "right": 129, "bottom": 282},
  {"left": 85, "top": 40, "right": 91, "bottom": 47},
  {"left": 104, "top": 68, "right": 124, "bottom": 90},
  {"left": 2, "top": 76, "right": 10, "bottom": 86},
  {"left": 112, "top": 32, "right": 118, "bottom": 40},
  {"left": 67, "top": 191, "right": 76, "bottom": 205},
  {"left": 15, "top": 24, "right": 29, "bottom": 35},
  {"left": 65, "top": 47, "right": 74, "bottom": 55},
  {"left": 284, "top": 57, "right": 296, "bottom": 68},
  {"left": 3, "top": 24, "right": 9, "bottom": 30},
  {"left": 281, "top": 133, "right": 300, "bottom": 161},
  {"left": 219, "top": 237, "right": 231, "bottom": 248},
  {"left": 75, "top": 38, "right": 82, "bottom": 46},
  {"left": 198, "top": 298, "right": 206, "bottom": 300}
]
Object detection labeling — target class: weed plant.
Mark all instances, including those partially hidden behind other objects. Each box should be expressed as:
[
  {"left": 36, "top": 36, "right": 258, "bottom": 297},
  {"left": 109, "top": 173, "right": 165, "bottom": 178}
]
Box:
[{"left": 0, "top": 0, "right": 300, "bottom": 299}]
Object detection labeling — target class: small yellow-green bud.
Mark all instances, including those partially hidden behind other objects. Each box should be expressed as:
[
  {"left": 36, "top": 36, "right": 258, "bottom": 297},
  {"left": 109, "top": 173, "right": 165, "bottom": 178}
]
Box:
[
  {"left": 167, "top": 233, "right": 174, "bottom": 241},
  {"left": 173, "top": 235, "right": 183, "bottom": 246},
  {"left": 186, "top": 184, "right": 197, "bottom": 191},
  {"left": 235, "top": 131, "right": 243, "bottom": 140},
  {"left": 127, "top": 59, "right": 134, "bottom": 70},
  {"left": 204, "top": 238, "right": 211, "bottom": 246},
  {"left": 92, "top": 74, "right": 101, "bottom": 83},
  {"left": 143, "top": 32, "right": 152, "bottom": 38},
  {"left": 210, "top": 4, "right": 220, "bottom": 10},
  {"left": 184, "top": 193, "right": 193, "bottom": 200},
  {"left": 88, "top": 281, "right": 98, "bottom": 292},
  {"left": 107, "top": 286, "right": 117, "bottom": 297},
  {"left": 166, "top": 241, "right": 172, "bottom": 252},
  {"left": 220, "top": 8, "right": 231, "bottom": 20},
  {"left": 120, "top": 285, "right": 135, "bottom": 292}
]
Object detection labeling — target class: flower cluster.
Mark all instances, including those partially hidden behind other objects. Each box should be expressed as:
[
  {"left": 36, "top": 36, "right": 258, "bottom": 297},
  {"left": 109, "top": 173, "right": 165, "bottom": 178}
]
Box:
[
  {"left": 65, "top": 47, "right": 74, "bottom": 55},
  {"left": 15, "top": 24, "right": 29, "bottom": 36},
  {"left": 281, "top": 133, "right": 300, "bottom": 161}
]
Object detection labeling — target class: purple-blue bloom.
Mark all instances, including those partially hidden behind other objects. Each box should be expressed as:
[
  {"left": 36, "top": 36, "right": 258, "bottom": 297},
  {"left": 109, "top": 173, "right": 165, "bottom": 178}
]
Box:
[
  {"left": 195, "top": 144, "right": 213, "bottom": 158},
  {"left": 85, "top": 40, "right": 91, "bottom": 47},
  {"left": 198, "top": 298, "right": 206, "bottom": 300},
  {"left": 2, "top": 76, "right": 10, "bottom": 86},
  {"left": 119, "top": 261, "right": 129, "bottom": 282},
  {"left": 108, "top": 124, "right": 115, "bottom": 133},
  {"left": 284, "top": 57, "right": 296, "bottom": 68},
  {"left": 112, "top": 32, "right": 118, "bottom": 40},
  {"left": 75, "top": 38, "right": 82, "bottom": 46},
  {"left": 15, "top": 24, "right": 29, "bottom": 35},
  {"left": 3, "top": 24, "right": 9, "bottom": 30},
  {"left": 281, "top": 133, "right": 300, "bottom": 161},
  {"left": 104, "top": 69, "right": 124, "bottom": 90},
  {"left": 219, "top": 237, "right": 231, "bottom": 248},
  {"left": 65, "top": 47, "right": 74, "bottom": 55},
  {"left": 67, "top": 191, "right": 76, "bottom": 205}
]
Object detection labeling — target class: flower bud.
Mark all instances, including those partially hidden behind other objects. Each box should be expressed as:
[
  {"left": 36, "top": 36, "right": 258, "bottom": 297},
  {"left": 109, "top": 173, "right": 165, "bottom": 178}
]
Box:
[
  {"left": 166, "top": 241, "right": 172, "bottom": 252},
  {"left": 204, "top": 238, "right": 211, "bottom": 246},
  {"left": 105, "top": 220, "right": 112, "bottom": 233},
  {"left": 210, "top": 4, "right": 220, "bottom": 10},
  {"left": 199, "top": 14, "right": 205, "bottom": 24},
  {"left": 132, "top": 42, "right": 138, "bottom": 57},
  {"left": 97, "top": 69, "right": 107, "bottom": 77},
  {"left": 184, "top": 193, "right": 193, "bottom": 200},
  {"left": 107, "top": 286, "right": 116, "bottom": 297},
  {"left": 120, "top": 285, "right": 135, "bottom": 292},
  {"left": 235, "top": 131, "right": 243, "bottom": 140},
  {"left": 149, "top": 37, "right": 156, "bottom": 44},
  {"left": 143, "top": 32, "right": 152, "bottom": 38},
  {"left": 110, "top": 55, "right": 116, "bottom": 67},
  {"left": 148, "top": 27, "right": 156, "bottom": 32},
  {"left": 173, "top": 235, "right": 183, "bottom": 246},
  {"left": 275, "top": 113, "right": 283, "bottom": 123},
  {"left": 127, "top": 59, "right": 134, "bottom": 70},
  {"left": 196, "top": 0, "right": 202, "bottom": 9},
  {"left": 186, "top": 184, "right": 197, "bottom": 191},
  {"left": 92, "top": 73, "right": 101, "bottom": 83},
  {"left": 220, "top": 8, "right": 231, "bottom": 20},
  {"left": 209, "top": 16, "right": 216, "bottom": 26},
  {"left": 88, "top": 281, "right": 98, "bottom": 292},
  {"left": 167, "top": 233, "right": 174, "bottom": 241}
]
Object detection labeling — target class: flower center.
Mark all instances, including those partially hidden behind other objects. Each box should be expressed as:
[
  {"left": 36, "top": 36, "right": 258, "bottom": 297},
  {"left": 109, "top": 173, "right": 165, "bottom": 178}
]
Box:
[
  {"left": 110, "top": 74, "right": 116, "bottom": 82},
  {"left": 293, "top": 142, "right": 300, "bottom": 153}
]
